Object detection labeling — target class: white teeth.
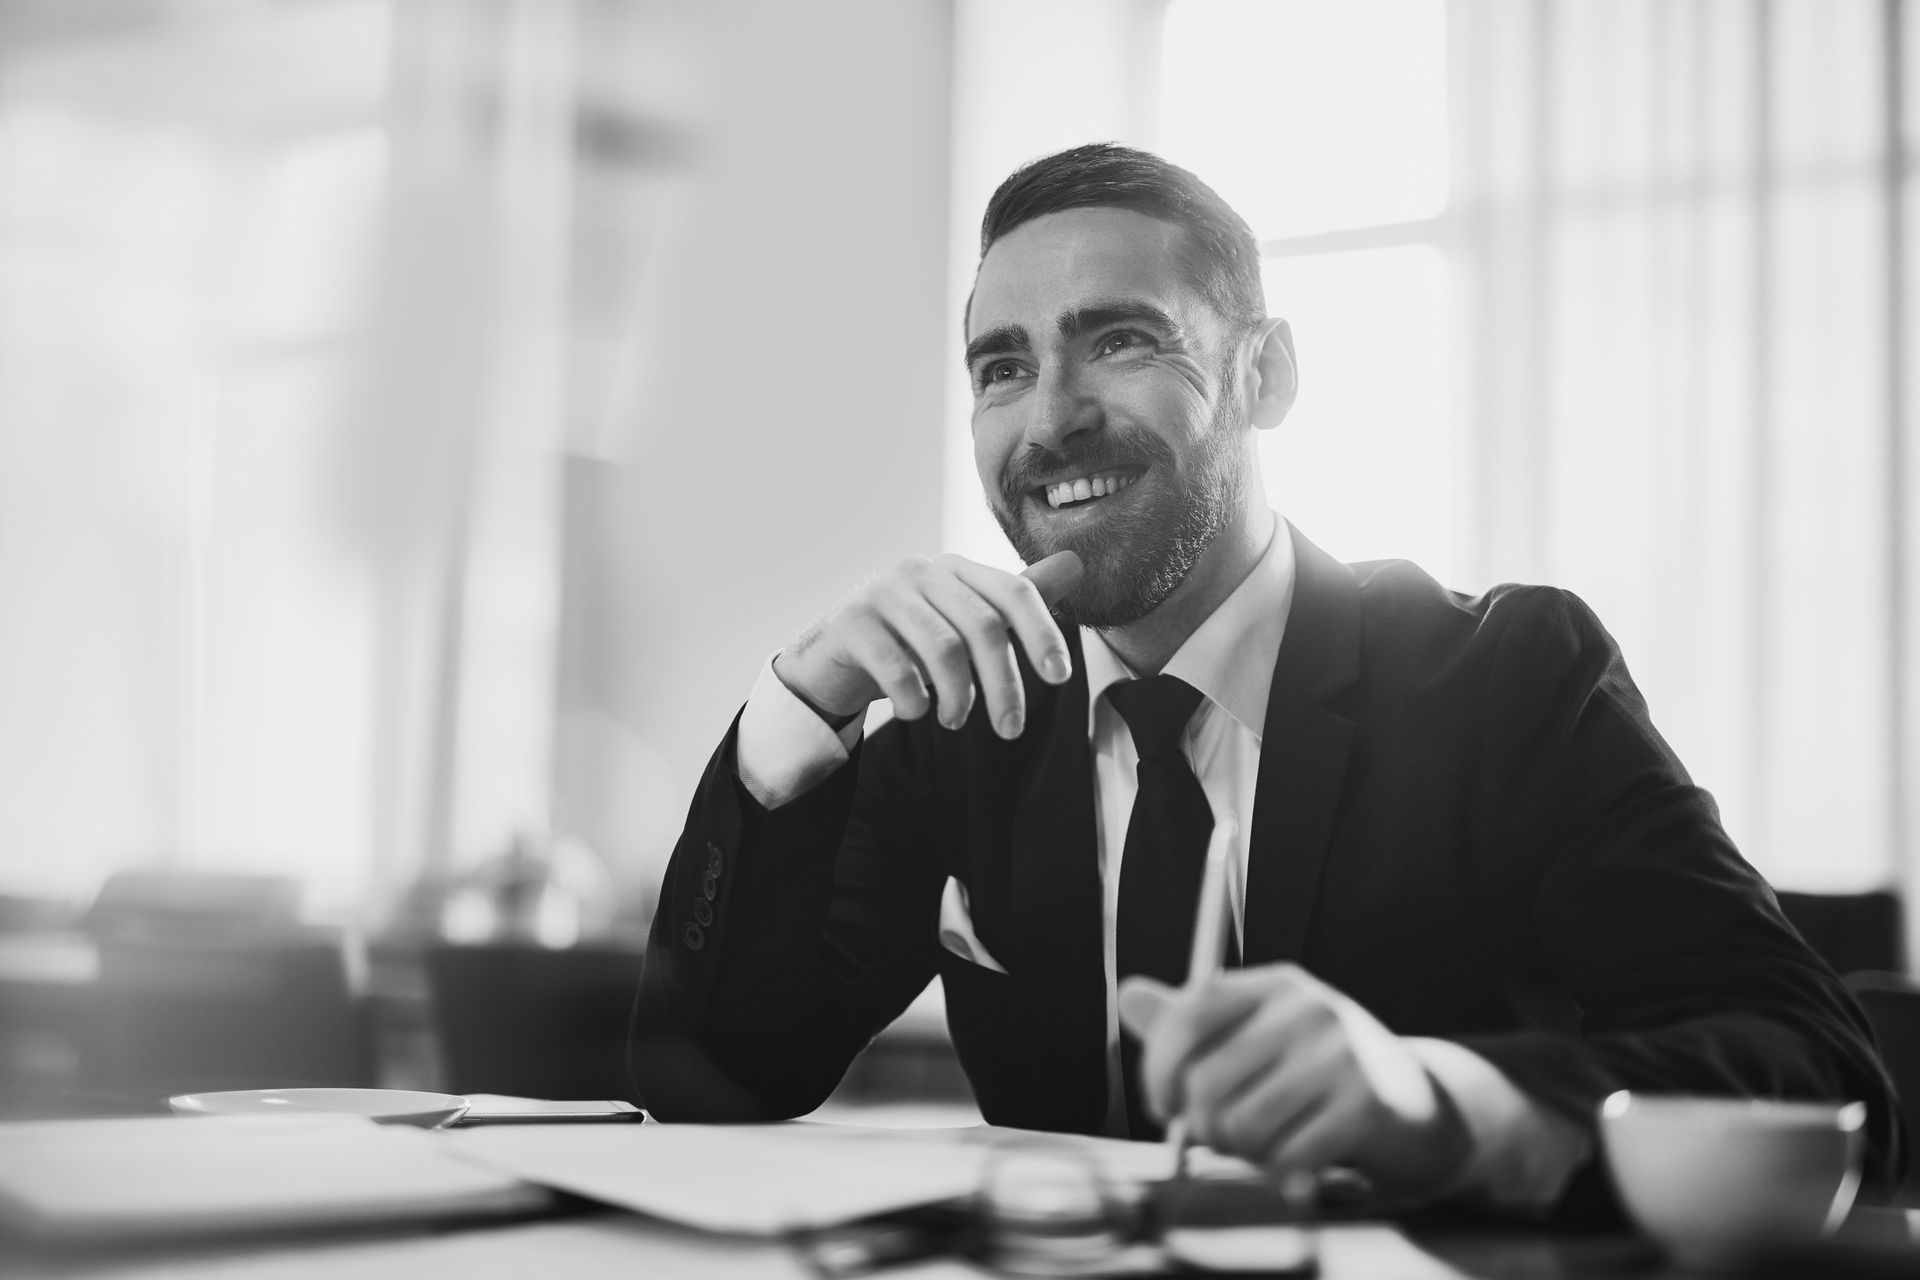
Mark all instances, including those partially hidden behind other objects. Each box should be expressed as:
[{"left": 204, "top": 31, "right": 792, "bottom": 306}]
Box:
[{"left": 1044, "top": 472, "right": 1137, "bottom": 508}]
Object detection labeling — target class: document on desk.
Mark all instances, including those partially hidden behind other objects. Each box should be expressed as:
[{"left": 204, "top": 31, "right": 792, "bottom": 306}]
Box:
[
  {"left": 0, "top": 1114, "right": 549, "bottom": 1242},
  {"left": 442, "top": 1122, "right": 1000, "bottom": 1235},
  {"left": 441, "top": 1120, "right": 1269, "bottom": 1236}
]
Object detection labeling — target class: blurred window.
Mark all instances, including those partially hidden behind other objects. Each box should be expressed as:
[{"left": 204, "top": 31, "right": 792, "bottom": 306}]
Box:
[
  {"left": 1161, "top": 0, "right": 1457, "bottom": 582},
  {"left": 1163, "top": 0, "right": 1915, "bottom": 895},
  {"left": 0, "top": 2, "right": 392, "bottom": 911}
]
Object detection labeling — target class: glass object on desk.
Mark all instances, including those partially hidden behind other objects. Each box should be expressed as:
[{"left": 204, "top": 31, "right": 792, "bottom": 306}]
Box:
[
  {"left": 438, "top": 829, "right": 613, "bottom": 948},
  {"left": 977, "top": 1146, "right": 1136, "bottom": 1275}
]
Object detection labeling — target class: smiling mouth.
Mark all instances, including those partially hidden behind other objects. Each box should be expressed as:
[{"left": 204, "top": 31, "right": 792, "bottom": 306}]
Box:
[{"left": 1037, "top": 466, "right": 1146, "bottom": 510}]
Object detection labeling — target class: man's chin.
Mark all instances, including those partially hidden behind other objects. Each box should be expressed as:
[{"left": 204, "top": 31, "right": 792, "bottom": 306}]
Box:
[
  {"left": 1054, "top": 583, "right": 1160, "bottom": 630},
  {"left": 997, "top": 518, "right": 1175, "bottom": 630}
]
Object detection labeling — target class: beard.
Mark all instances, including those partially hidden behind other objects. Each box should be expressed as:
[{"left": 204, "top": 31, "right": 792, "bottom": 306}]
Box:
[{"left": 989, "top": 384, "right": 1250, "bottom": 630}]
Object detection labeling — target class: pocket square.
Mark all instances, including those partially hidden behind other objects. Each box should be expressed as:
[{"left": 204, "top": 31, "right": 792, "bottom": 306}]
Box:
[{"left": 939, "top": 876, "right": 1009, "bottom": 974}]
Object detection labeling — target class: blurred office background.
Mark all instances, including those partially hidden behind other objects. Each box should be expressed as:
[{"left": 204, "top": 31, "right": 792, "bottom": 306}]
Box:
[{"left": 5, "top": 0, "right": 1920, "bottom": 1124}]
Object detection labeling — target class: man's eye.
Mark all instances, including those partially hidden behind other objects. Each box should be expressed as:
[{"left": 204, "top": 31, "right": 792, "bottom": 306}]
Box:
[
  {"left": 985, "top": 361, "right": 1026, "bottom": 384},
  {"left": 1100, "top": 332, "right": 1146, "bottom": 355}
]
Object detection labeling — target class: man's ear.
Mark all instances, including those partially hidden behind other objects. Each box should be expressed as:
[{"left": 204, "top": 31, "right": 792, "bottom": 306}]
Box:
[{"left": 1248, "top": 317, "right": 1298, "bottom": 430}]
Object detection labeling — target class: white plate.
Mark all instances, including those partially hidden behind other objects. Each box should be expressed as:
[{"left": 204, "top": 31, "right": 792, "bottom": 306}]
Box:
[{"left": 169, "top": 1088, "right": 470, "bottom": 1129}]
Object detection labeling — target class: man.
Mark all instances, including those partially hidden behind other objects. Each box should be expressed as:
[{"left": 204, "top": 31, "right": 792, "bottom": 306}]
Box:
[{"left": 630, "top": 144, "right": 1897, "bottom": 1213}]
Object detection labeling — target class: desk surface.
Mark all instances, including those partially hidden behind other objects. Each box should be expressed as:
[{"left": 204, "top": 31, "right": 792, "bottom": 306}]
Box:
[{"left": 1, "top": 1210, "right": 1689, "bottom": 1280}]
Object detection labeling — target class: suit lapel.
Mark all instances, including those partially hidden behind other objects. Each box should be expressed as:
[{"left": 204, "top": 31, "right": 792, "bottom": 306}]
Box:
[
  {"left": 1007, "top": 629, "right": 1108, "bottom": 1133},
  {"left": 1243, "top": 524, "right": 1361, "bottom": 967}
]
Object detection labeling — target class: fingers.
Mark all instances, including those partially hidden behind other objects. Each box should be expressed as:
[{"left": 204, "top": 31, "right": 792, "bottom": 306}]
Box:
[
  {"left": 1139, "top": 965, "right": 1459, "bottom": 1191},
  {"left": 842, "top": 620, "right": 931, "bottom": 720},
  {"left": 1117, "top": 975, "right": 1177, "bottom": 1041},
  {"left": 1020, "top": 550, "right": 1084, "bottom": 610},
  {"left": 1200, "top": 1029, "right": 1350, "bottom": 1161},
  {"left": 1179, "top": 986, "right": 1334, "bottom": 1143},
  {"left": 783, "top": 552, "right": 1077, "bottom": 739},
  {"left": 868, "top": 579, "right": 982, "bottom": 729},
  {"left": 1137, "top": 971, "right": 1276, "bottom": 1121},
  {"left": 886, "top": 554, "right": 1076, "bottom": 739},
  {"left": 948, "top": 555, "right": 1074, "bottom": 686},
  {"left": 919, "top": 570, "right": 1029, "bottom": 736},
  {"left": 1261, "top": 1090, "right": 1373, "bottom": 1177}
]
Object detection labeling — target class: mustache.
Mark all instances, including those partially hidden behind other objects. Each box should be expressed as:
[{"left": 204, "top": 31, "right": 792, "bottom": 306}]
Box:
[{"left": 998, "top": 428, "right": 1177, "bottom": 508}]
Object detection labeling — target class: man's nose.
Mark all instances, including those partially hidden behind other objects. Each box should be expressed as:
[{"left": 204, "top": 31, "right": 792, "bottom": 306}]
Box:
[{"left": 1027, "top": 363, "right": 1103, "bottom": 452}]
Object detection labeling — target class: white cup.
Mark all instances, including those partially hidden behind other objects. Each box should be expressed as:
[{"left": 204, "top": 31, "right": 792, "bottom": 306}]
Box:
[{"left": 1598, "top": 1091, "right": 1865, "bottom": 1267}]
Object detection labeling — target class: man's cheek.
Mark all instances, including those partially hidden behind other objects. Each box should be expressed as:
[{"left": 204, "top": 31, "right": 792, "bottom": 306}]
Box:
[{"left": 972, "top": 437, "right": 1013, "bottom": 503}]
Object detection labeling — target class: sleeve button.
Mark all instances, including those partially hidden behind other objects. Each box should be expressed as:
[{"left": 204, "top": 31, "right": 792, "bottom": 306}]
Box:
[
  {"left": 692, "top": 898, "right": 713, "bottom": 927},
  {"left": 682, "top": 922, "right": 706, "bottom": 951},
  {"left": 702, "top": 872, "right": 719, "bottom": 901},
  {"left": 707, "top": 848, "right": 724, "bottom": 877}
]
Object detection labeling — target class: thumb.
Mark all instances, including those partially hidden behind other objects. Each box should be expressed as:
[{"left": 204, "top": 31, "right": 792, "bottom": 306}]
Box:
[
  {"left": 1118, "top": 975, "right": 1177, "bottom": 1042},
  {"left": 1022, "top": 550, "right": 1084, "bottom": 610}
]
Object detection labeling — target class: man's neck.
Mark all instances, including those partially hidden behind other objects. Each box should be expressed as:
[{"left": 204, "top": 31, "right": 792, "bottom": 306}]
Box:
[{"left": 1097, "top": 502, "right": 1276, "bottom": 677}]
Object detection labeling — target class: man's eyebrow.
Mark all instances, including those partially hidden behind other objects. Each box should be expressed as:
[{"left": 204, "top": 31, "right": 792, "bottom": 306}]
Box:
[
  {"left": 1058, "top": 301, "right": 1181, "bottom": 340},
  {"left": 964, "top": 324, "right": 1031, "bottom": 367}
]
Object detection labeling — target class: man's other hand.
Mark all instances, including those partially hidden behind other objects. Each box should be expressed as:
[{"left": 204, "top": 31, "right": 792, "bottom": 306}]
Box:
[
  {"left": 1118, "top": 965, "right": 1472, "bottom": 1196},
  {"left": 773, "top": 551, "right": 1084, "bottom": 740}
]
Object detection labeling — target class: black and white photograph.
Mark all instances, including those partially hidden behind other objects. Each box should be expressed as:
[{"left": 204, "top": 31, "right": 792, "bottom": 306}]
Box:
[{"left": 2, "top": 2, "right": 1919, "bottom": 1276}]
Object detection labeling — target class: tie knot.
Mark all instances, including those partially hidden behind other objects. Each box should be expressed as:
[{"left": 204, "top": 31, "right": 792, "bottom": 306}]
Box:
[{"left": 1106, "top": 675, "right": 1205, "bottom": 760}]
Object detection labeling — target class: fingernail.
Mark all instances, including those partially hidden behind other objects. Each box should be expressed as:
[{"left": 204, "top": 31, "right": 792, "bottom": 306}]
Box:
[
  {"left": 999, "top": 711, "right": 1024, "bottom": 739},
  {"left": 1043, "top": 650, "right": 1070, "bottom": 681}
]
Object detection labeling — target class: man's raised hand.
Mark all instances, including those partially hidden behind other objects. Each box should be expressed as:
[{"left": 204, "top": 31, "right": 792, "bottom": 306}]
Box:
[{"left": 773, "top": 550, "right": 1084, "bottom": 739}]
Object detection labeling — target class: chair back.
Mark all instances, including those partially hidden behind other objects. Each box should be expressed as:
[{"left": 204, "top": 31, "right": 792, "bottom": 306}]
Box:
[
  {"left": 91, "top": 933, "right": 372, "bottom": 1102},
  {"left": 83, "top": 871, "right": 301, "bottom": 943},
  {"left": 1776, "top": 890, "right": 1905, "bottom": 976},
  {"left": 424, "top": 944, "right": 642, "bottom": 1101},
  {"left": 1845, "top": 972, "right": 1920, "bottom": 1193}
]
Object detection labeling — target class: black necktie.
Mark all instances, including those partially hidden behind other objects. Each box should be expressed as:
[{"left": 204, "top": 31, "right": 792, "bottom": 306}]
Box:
[{"left": 1107, "top": 674, "right": 1212, "bottom": 1140}]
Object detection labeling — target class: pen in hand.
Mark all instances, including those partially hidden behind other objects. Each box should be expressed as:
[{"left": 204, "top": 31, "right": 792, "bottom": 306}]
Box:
[{"left": 1165, "top": 818, "right": 1236, "bottom": 1183}]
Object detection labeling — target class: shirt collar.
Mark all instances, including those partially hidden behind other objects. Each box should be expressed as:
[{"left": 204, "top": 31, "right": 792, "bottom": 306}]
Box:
[{"left": 1081, "top": 510, "right": 1296, "bottom": 742}]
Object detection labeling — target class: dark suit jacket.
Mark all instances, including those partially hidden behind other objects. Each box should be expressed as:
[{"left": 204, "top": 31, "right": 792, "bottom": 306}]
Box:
[{"left": 630, "top": 525, "right": 1901, "bottom": 1205}]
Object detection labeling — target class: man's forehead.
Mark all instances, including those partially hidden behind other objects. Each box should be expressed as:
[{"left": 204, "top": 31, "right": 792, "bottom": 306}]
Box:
[{"left": 968, "top": 207, "right": 1199, "bottom": 339}]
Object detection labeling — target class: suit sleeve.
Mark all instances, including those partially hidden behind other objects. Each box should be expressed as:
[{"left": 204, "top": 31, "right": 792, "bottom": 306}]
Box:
[
  {"left": 628, "top": 713, "right": 947, "bottom": 1121},
  {"left": 1450, "top": 588, "right": 1904, "bottom": 1199}
]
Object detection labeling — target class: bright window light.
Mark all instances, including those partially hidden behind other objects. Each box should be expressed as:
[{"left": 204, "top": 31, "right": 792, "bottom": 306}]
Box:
[
  {"left": 1258, "top": 247, "right": 1453, "bottom": 582},
  {"left": 1160, "top": 0, "right": 1450, "bottom": 240}
]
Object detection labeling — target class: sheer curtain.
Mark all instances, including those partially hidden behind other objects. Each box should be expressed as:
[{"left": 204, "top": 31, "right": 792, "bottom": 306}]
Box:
[
  {"left": 1450, "top": 0, "right": 1909, "bottom": 903},
  {"left": 1148, "top": 0, "right": 1918, "bottom": 915},
  {"left": 0, "top": 0, "right": 576, "bottom": 919}
]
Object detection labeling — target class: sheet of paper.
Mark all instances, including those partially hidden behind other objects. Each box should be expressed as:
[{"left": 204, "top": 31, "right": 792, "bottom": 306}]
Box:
[
  {"left": 1318, "top": 1224, "right": 1474, "bottom": 1279},
  {"left": 441, "top": 1123, "right": 996, "bottom": 1235},
  {"left": 0, "top": 1114, "right": 547, "bottom": 1242},
  {"left": 441, "top": 1119, "right": 1267, "bottom": 1236},
  {"left": 869, "top": 1122, "right": 1261, "bottom": 1183}
]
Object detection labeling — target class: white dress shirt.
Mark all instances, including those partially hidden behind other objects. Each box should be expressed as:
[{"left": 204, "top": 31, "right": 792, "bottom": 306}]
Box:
[{"left": 734, "top": 512, "right": 1590, "bottom": 1209}]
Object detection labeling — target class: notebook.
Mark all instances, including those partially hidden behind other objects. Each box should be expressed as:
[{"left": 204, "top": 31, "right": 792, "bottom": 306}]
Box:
[{"left": 0, "top": 1114, "right": 548, "bottom": 1242}]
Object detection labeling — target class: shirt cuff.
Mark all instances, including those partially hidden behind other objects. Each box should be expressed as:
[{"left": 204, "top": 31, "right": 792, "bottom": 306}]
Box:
[
  {"left": 1404, "top": 1037, "right": 1593, "bottom": 1212},
  {"left": 735, "top": 655, "right": 866, "bottom": 809}
]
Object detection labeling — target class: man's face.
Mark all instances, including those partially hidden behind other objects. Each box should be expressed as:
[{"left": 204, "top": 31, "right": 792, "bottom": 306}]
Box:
[{"left": 967, "top": 207, "right": 1254, "bottom": 629}]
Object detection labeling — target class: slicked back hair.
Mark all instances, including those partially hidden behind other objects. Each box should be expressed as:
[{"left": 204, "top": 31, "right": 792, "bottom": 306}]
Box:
[{"left": 978, "top": 143, "right": 1266, "bottom": 335}]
